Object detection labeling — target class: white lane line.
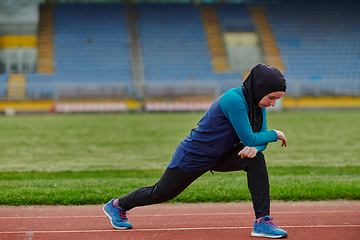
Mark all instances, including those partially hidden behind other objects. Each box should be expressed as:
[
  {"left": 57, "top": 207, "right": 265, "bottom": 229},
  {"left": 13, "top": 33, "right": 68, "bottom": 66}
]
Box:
[
  {"left": 0, "top": 225, "right": 360, "bottom": 234},
  {"left": 0, "top": 210, "right": 358, "bottom": 219}
]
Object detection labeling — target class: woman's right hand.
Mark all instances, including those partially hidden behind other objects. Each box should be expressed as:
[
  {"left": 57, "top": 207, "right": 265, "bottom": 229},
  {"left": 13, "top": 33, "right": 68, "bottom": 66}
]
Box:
[{"left": 274, "top": 130, "right": 287, "bottom": 147}]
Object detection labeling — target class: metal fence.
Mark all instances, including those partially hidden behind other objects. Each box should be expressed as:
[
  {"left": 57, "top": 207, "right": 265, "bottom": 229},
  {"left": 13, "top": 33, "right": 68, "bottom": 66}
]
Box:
[
  {"left": 1, "top": 80, "right": 360, "bottom": 102},
  {"left": 53, "top": 82, "right": 220, "bottom": 102},
  {"left": 287, "top": 79, "right": 360, "bottom": 98}
]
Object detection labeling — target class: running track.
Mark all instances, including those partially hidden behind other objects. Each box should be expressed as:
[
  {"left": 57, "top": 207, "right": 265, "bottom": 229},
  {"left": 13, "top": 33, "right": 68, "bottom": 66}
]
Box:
[{"left": 1, "top": 201, "right": 359, "bottom": 239}]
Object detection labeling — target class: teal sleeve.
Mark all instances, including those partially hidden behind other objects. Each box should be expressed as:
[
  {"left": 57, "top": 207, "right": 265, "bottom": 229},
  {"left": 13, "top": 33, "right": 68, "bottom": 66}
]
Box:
[
  {"left": 254, "top": 144, "right": 267, "bottom": 152},
  {"left": 220, "top": 90, "right": 278, "bottom": 150},
  {"left": 254, "top": 108, "right": 270, "bottom": 152}
]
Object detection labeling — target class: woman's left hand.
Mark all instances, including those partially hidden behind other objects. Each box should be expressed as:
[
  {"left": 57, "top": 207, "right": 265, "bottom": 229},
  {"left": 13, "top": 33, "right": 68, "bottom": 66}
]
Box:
[{"left": 238, "top": 146, "right": 258, "bottom": 159}]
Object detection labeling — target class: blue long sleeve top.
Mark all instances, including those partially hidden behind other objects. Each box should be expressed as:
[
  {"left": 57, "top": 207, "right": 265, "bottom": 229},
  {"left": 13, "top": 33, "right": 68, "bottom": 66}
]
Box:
[{"left": 168, "top": 88, "right": 278, "bottom": 173}]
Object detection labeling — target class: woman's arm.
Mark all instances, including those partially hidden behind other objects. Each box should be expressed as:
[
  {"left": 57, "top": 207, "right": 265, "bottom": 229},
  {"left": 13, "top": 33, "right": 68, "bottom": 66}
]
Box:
[
  {"left": 250, "top": 108, "right": 270, "bottom": 153},
  {"left": 239, "top": 130, "right": 286, "bottom": 158},
  {"left": 220, "top": 91, "right": 278, "bottom": 147},
  {"left": 238, "top": 108, "right": 287, "bottom": 158}
]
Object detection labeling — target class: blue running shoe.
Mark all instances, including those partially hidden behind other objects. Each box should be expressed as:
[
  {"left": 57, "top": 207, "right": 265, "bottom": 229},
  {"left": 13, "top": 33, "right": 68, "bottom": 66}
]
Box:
[
  {"left": 251, "top": 215, "right": 287, "bottom": 238},
  {"left": 103, "top": 199, "right": 132, "bottom": 229}
]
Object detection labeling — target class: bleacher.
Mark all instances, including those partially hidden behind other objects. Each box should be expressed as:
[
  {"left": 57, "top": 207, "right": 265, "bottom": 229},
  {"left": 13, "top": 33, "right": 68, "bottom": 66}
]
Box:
[
  {"left": 266, "top": 0, "right": 360, "bottom": 96},
  {"left": 138, "top": 4, "right": 209, "bottom": 82},
  {"left": 53, "top": 3, "right": 131, "bottom": 82},
  {"left": 26, "top": 3, "right": 132, "bottom": 97},
  {"left": 0, "top": 73, "right": 9, "bottom": 96},
  {"left": 137, "top": 3, "right": 242, "bottom": 92},
  {"left": 26, "top": 74, "right": 54, "bottom": 96},
  {"left": 216, "top": 3, "right": 255, "bottom": 32},
  {"left": 1, "top": 0, "right": 359, "bottom": 106}
]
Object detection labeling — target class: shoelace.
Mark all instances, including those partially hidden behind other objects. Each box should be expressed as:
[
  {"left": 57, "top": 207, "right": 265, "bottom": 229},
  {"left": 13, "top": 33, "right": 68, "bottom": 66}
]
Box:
[
  {"left": 263, "top": 218, "right": 278, "bottom": 228},
  {"left": 116, "top": 209, "right": 128, "bottom": 222}
]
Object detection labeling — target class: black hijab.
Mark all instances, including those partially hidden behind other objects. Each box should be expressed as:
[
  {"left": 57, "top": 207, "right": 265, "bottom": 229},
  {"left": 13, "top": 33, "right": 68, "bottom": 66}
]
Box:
[{"left": 241, "top": 64, "right": 287, "bottom": 132}]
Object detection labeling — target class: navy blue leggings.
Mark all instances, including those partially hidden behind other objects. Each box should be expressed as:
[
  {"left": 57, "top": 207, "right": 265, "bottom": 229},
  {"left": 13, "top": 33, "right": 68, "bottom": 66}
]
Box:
[{"left": 119, "top": 144, "right": 270, "bottom": 219}]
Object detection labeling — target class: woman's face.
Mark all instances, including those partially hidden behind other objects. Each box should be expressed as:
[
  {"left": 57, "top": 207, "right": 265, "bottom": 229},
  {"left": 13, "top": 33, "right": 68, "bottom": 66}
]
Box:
[{"left": 258, "top": 91, "right": 285, "bottom": 108}]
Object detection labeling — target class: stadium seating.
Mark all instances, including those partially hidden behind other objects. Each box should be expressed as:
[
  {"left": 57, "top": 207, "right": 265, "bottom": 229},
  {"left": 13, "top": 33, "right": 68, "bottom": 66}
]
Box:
[
  {"left": 20, "top": 1, "right": 360, "bottom": 101},
  {"left": 53, "top": 3, "right": 132, "bottom": 83},
  {"left": 136, "top": 3, "right": 242, "bottom": 92},
  {"left": 0, "top": 73, "right": 9, "bottom": 96},
  {"left": 266, "top": 0, "right": 360, "bottom": 95},
  {"left": 27, "top": 3, "right": 132, "bottom": 97},
  {"left": 26, "top": 73, "right": 55, "bottom": 96},
  {"left": 216, "top": 3, "right": 255, "bottom": 32}
]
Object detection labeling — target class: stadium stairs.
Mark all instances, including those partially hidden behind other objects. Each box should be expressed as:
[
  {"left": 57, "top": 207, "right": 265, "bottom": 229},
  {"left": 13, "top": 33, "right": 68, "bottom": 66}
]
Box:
[
  {"left": 7, "top": 74, "right": 27, "bottom": 101},
  {"left": 37, "top": 4, "right": 55, "bottom": 74},
  {"left": 248, "top": 5, "right": 284, "bottom": 71},
  {"left": 200, "top": 5, "right": 230, "bottom": 72}
]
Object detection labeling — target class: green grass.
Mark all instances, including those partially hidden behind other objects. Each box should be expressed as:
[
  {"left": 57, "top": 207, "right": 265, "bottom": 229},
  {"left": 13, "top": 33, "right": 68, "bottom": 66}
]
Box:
[
  {"left": 1, "top": 166, "right": 359, "bottom": 205},
  {"left": 0, "top": 111, "right": 359, "bottom": 205},
  {"left": 0, "top": 113, "right": 201, "bottom": 172}
]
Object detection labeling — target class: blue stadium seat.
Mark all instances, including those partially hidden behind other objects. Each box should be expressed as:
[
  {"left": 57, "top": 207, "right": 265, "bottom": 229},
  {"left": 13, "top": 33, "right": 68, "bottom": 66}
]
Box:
[
  {"left": 53, "top": 3, "right": 132, "bottom": 84},
  {"left": 0, "top": 73, "right": 9, "bottom": 96},
  {"left": 266, "top": 0, "right": 360, "bottom": 95},
  {"left": 136, "top": 3, "right": 243, "bottom": 91}
]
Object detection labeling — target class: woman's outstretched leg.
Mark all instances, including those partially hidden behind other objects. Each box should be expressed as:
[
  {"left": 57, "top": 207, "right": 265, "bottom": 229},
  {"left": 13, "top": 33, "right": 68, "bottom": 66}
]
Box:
[
  {"left": 103, "top": 167, "right": 206, "bottom": 229},
  {"left": 119, "top": 167, "right": 207, "bottom": 210}
]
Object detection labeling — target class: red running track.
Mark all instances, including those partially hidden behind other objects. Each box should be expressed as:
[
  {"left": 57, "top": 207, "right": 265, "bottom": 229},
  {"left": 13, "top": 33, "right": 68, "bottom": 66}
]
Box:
[{"left": 1, "top": 201, "right": 359, "bottom": 240}]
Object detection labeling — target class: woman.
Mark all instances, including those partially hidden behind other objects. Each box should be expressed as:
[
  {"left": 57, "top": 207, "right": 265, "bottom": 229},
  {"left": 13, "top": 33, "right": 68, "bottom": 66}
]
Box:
[{"left": 104, "top": 63, "right": 288, "bottom": 239}]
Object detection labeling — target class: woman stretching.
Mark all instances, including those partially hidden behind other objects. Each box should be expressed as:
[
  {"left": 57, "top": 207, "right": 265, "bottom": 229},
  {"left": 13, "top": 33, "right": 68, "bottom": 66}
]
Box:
[{"left": 104, "top": 63, "right": 288, "bottom": 238}]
